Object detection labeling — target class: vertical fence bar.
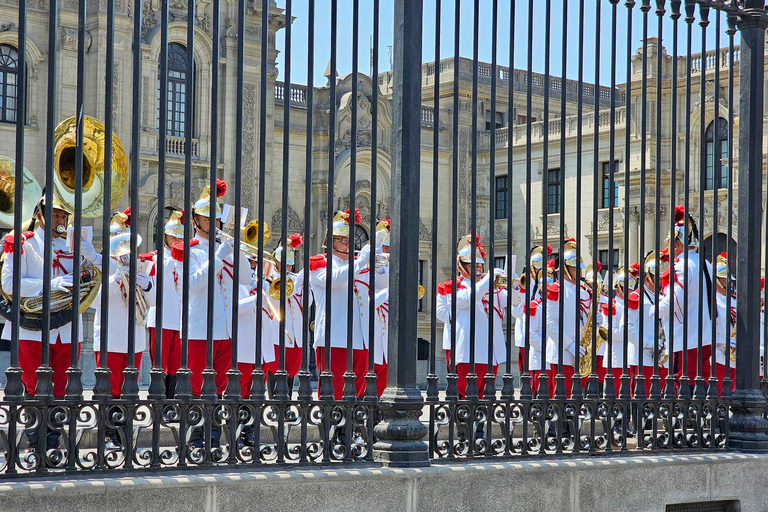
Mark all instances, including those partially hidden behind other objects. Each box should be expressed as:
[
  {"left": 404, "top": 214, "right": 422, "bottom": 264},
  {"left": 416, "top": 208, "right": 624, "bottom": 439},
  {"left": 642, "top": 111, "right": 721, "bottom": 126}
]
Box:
[
  {"left": 587, "top": 0, "right": 602, "bottom": 402},
  {"left": 298, "top": 0, "right": 315, "bottom": 463},
  {"left": 554, "top": 0, "right": 569, "bottom": 406},
  {"left": 664, "top": 0, "right": 681, "bottom": 402},
  {"left": 149, "top": 0, "right": 170, "bottom": 405},
  {"left": 572, "top": 0, "right": 585, "bottom": 405},
  {"left": 343, "top": 0, "right": 359, "bottom": 411},
  {"left": 427, "top": 0, "right": 441, "bottom": 412},
  {"left": 373, "top": 0, "right": 428, "bottom": 468},
  {"left": 467, "top": 0, "right": 479, "bottom": 408},
  {"left": 319, "top": 0, "right": 337, "bottom": 408},
  {"left": 252, "top": 0, "right": 269, "bottom": 408},
  {"left": 707, "top": 7, "right": 721, "bottom": 404},
  {"left": 538, "top": 0, "right": 551, "bottom": 402},
  {"left": 650, "top": 0, "right": 665, "bottom": 410},
  {"left": 225, "top": 0, "right": 246, "bottom": 406},
  {"left": 605, "top": 0, "right": 618, "bottom": 407},
  {"left": 521, "top": 0, "right": 533, "bottom": 406},
  {"left": 501, "top": 0, "right": 516, "bottom": 406},
  {"left": 730, "top": 0, "right": 768, "bottom": 452}
]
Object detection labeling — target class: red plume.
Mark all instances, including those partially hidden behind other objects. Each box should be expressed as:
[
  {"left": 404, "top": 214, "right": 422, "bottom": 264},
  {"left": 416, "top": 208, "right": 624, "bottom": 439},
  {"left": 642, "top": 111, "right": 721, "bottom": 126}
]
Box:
[
  {"left": 762, "top": 277, "right": 765, "bottom": 290},
  {"left": 123, "top": 206, "right": 132, "bottom": 227},
  {"left": 381, "top": 218, "right": 391, "bottom": 231},
  {"left": 288, "top": 233, "right": 303, "bottom": 248},
  {"left": 546, "top": 244, "right": 553, "bottom": 256},
  {"left": 719, "top": 252, "right": 727, "bottom": 258},
  {"left": 178, "top": 209, "right": 185, "bottom": 225},
  {"left": 596, "top": 261, "right": 602, "bottom": 272},
  {"left": 674, "top": 205, "right": 685, "bottom": 225},
  {"left": 565, "top": 237, "right": 576, "bottom": 242},
  {"left": 473, "top": 234, "right": 486, "bottom": 259},
  {"left": 547, "top": 259, "right": 556, "bottom": 269},
  {"left": 660, "top": 247, "right": 670, "bottom": 263},
  {"left": 344, "top": 208, "right": 361, "bottom": 225},
  {"left": 629, "top": 262, "right": 640, "bottom": 272},
  {"left": 216, "top": 179, "right": 228, "bottom": 197}
]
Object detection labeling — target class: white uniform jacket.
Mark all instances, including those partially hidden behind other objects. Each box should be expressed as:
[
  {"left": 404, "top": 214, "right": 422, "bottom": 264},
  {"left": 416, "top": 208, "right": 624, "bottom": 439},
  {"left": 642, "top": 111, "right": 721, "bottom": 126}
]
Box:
[
  {"left": 1, "top": 227, "right": 102, "bottom": 344},
  {"left": 519, "top": 297, "right": 545, "bottom": 371},
  {"left": 236, "top": 280, "right": 277, "bottom": 365},
  {"left": 309, "top": 250, "right": 372, "bottom": 351},
  {"left": 545, "top": 279, "right": 593, "bottom": 366},
  {"left": 714, "top": 292, "right": 736, "bottom": 366},
  {"left": 179, "top": 235, "right": 251, "bottom": 341},
  {"left": 628, "top": 286, "right": 670, "bottom": 368},
  {"left": 658, "top": 250, "right": 714, "bottom": 352},
  {"left": 600, "top": 296, "right": 639, "bottom": 369},
  {"left": 147, "top": 247, "right": 182, "bottom": 332},
  {"left": 93, "top": 260, "right": 156, "bottom": 354},
  {"left": 510, "top": 277, "right": 539, "bottom": 349},
  {"left": 435, "top": 271, "right": 507, "bottom": 366}
]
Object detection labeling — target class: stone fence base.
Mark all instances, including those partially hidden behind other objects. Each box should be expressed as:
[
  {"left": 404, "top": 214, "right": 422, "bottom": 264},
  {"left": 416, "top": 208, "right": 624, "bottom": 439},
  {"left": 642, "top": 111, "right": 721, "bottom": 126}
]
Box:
[{"left": 0, "top": 452, "right": 763, "bottom": 511}]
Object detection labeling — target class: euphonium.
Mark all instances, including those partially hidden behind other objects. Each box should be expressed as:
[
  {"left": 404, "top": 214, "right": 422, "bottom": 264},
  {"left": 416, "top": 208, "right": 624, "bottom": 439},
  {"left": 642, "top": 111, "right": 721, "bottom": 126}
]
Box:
[{"left": 418, "top": 284, "right": 425, "bottom": 300}]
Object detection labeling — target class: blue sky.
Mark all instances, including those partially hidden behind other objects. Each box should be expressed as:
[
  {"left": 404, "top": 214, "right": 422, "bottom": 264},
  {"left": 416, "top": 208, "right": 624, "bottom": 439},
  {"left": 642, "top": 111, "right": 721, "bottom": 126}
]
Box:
[{"left": 274, "top": 1, "right": 738, "bottom": 87}]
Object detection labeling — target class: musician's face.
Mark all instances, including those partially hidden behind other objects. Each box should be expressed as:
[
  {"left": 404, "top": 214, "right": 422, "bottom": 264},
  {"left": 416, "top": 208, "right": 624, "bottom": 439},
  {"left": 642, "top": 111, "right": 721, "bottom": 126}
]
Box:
[
  {"left": 194, "top": 214, "right": 221, "bottom": 240},
  {"left": 459, "top": 262, "right": 483, "bottom": 280},
  {"left": 674, "top": 239, "right": 685, "bottom": 257},
  {"left": 382, "top": 244, "right": 390, "bottom": 254},
  {"left": 41, "top": 208, "right": 70, "bottom": 239},
  {"left": 332, "top": 236, "right": 350, "bottom": 260},
  {"left": 164, "top": 234, "right": 181, "bottom": 250}
]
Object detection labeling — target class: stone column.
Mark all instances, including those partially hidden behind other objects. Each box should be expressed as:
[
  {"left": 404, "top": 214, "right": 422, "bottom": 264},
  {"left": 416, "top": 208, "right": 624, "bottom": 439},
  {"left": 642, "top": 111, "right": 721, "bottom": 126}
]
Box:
[{"left": 731, "top": 3, "right": 768, "bottom": 451}]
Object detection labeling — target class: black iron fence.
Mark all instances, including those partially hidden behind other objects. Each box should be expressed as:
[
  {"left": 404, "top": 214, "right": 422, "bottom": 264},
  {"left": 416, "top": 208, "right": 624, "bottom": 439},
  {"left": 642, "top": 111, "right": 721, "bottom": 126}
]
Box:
[{"left": 0, "top": 0, "right": 766, "bottom": 477}]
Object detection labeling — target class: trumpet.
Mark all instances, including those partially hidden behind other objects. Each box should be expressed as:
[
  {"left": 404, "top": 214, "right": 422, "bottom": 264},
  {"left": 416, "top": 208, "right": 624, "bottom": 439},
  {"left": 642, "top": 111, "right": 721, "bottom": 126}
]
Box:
[
  {"left": 494, "top": 274, "right": 507, "bottom": 289},
  {"left": 217, "top": 219, "right": 267, "bottom": 249}
]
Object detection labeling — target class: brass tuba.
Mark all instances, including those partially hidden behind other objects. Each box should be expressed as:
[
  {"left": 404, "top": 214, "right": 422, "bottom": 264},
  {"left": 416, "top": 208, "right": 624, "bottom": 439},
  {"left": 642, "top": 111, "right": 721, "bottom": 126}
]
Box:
[
  {"left": 0, "top": 116, "right": 126, "bottom": 330},
  {"left": 0, "top": 156, "right": 43, "bottom": 230}
]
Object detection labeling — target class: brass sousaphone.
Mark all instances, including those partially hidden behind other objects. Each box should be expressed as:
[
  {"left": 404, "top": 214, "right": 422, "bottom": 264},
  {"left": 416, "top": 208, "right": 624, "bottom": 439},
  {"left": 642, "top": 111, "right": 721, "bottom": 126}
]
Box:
[{"left": 0, "top": 116, "right": 127, "bottom": 330}]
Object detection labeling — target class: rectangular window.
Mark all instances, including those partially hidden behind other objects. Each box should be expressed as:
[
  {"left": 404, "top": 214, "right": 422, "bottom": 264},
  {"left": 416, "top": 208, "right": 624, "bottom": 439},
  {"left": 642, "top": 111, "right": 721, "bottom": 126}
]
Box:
[
  {"left": 598, "top": 249, "right": 620, "bottom": 276},
  {"left": 493, "top": 256, "right": 506, "bottom": 270},
  {"left": 485, "top": 110, "right": 504, "bottom": 130},
  {"left": 547, "top": 168, "right": 561, "bottom": 214},
  {"left": 705, "top": 140, "right": 728, "bottom": 190},
  {"left": 495, "top": 175, "right": 508, "bottom": 219},
  {"left": 601, "top": 161, "right": 619, "bottom": 208}
]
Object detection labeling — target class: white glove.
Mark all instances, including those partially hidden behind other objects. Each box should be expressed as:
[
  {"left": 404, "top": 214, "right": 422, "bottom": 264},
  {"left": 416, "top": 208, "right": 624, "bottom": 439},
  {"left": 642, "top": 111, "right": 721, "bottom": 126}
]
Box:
[
  {"left": 579, "top": 345, "right": 587, "bottom": 358},
  {"left": 216, "top": 240, "right": 234, "bottom": 260},
  {"left": 51, "top": 275, "right": 74, "bottom": 293},
  {"left": 135, "top": 272, "right": 152, "bottom": 291},
  {"left": 599, "top": 293, "right": 609, "bottom": 305},
  {"left": 357, "top": 243, "right": 371, "bottom": 263},
  {"left": 80, "top": 240, "right": 98, "bottom": 263}
]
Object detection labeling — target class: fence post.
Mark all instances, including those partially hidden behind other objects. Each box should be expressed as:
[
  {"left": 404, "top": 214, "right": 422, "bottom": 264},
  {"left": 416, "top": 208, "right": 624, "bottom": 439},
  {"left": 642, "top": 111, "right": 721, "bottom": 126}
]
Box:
[
  {"left": 373, "top": 0, "right": 429, "bottom": 467},
  {"left": 730, "top": 2, "right": 768, "bottom": 451}
]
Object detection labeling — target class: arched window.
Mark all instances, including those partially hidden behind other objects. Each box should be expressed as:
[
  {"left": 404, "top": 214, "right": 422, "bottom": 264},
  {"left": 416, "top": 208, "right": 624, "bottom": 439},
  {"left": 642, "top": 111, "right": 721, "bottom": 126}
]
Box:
[
  {"left": 157, "top": 43, "right": 195, "bottom": 138},
  {"left": 704, "top": 118, "right": 728, "bottom": 191},
  {"left": 0, "top": 44, "right": 20, "bottom": 123}
]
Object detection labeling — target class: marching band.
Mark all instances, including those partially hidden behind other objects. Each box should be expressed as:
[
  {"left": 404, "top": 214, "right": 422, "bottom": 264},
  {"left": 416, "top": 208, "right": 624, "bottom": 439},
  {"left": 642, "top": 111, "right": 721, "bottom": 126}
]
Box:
[{"left": 0, "top": 117, "right": 752, "bottom": 453}]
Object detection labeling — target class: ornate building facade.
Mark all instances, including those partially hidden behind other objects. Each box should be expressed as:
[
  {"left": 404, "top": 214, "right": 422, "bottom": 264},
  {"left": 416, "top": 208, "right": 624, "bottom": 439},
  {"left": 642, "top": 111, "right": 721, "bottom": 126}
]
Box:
[{"left": 0, "top": 1, "right": 747, "bottom": 380}]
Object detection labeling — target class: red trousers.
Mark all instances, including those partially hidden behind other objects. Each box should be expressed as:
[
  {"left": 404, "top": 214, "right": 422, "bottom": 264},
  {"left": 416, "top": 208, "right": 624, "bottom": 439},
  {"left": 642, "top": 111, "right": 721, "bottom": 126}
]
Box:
[
  {"left": 273, "top": 345, "right": 303, "bottom": 378},
  {"left": 236, "top": 362, "right": 276, "bottom": 399},
  {"left": 595, "top": 355, "right": 607, "bottom": 384},
  {"left": 94, "top": 352, "right": 143, "bottom": 397},
  {"left": 444, "top": 350, "right": 499, "bottom": 400},
  {"left": 517, "top": 347, "right": 526, "bottom": 374},
  {"left": 607, "top": 366, "right": 637, "bottom": 398},
  {"left": 188, "top": 339, "right": 232, "bottom": 396},
  {"left": 19, "top": 338, "right": 79, "bottom": 397},
  {"left": 638, "top": 365, "right": 670, "bottom": 398},
  {"left": 546, "top": 364, "right": 577, "bottom": 399},
  {"left": 315, "top": 347, "right": 369, "bottom": 400},
  {"left": 374, "top": 362, "right": 387, "bottom": 397},
  {"left": 148, "top": 328, "right": 182, "bottom": 375},
  {"left": 715, "top": 363, "right": 736, "bottom": 399},
  {"left": 675, "top": 346, "right": 712, "bottom": 387}
]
